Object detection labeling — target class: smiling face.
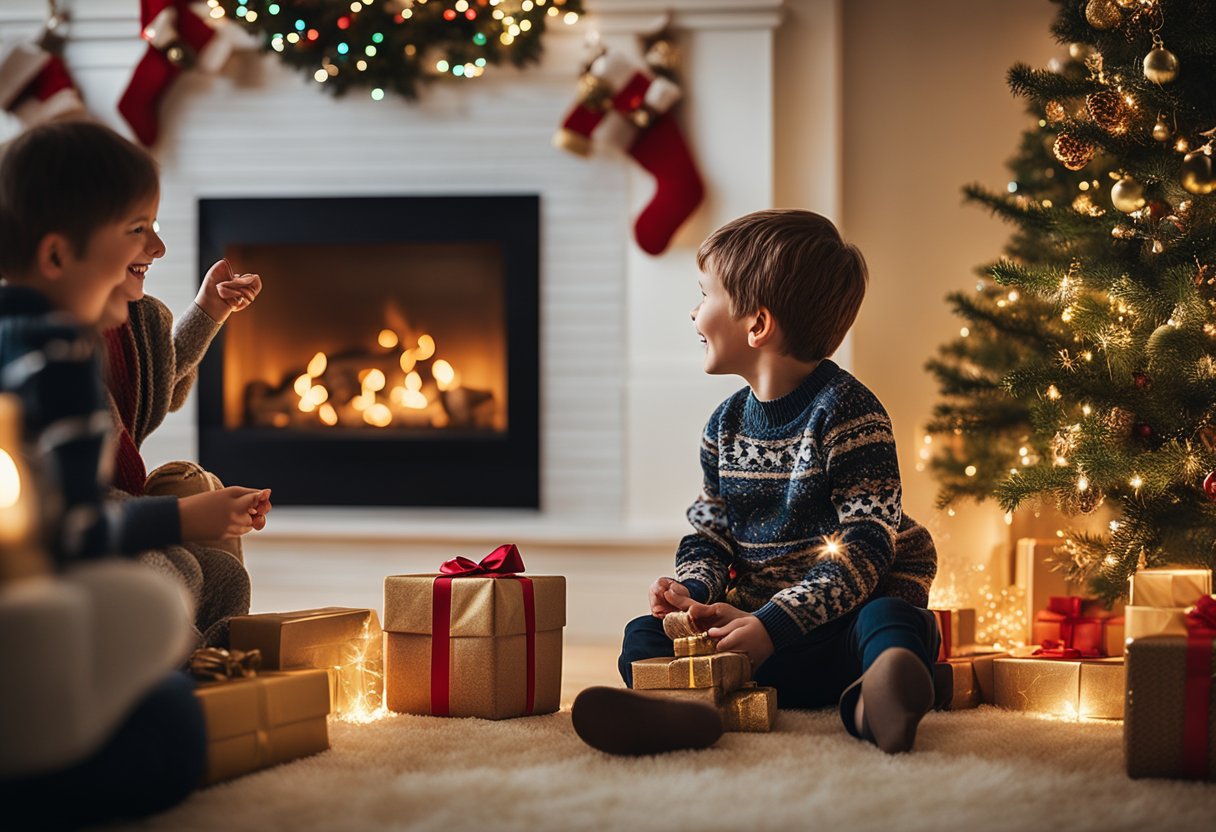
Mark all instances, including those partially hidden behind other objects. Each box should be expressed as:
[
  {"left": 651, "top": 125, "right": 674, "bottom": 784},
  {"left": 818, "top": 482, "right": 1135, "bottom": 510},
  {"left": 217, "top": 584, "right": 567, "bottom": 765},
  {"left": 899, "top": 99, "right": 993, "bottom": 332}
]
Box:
[
  {"left": 97, "top": 193, "right": 165, "bottom": 329},
  {"left": 691, "top": 263, "right": 754, "bottom": 377}
]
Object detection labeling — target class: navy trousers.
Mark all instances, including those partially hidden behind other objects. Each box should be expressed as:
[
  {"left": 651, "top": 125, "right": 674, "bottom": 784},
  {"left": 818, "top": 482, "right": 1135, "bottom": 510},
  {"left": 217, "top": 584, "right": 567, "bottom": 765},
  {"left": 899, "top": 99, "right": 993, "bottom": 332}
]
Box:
[
  {"left": 1, "top": 671, "right": 206, "bottom": 829},
  {"left": 620, "top": 597, "right": 940, "bottom": 727}
]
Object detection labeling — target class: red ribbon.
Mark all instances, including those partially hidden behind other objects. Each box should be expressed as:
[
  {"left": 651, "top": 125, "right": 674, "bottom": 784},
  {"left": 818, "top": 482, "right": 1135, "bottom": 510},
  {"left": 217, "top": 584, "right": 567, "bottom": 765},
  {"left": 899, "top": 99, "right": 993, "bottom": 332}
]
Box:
[
  {"left": 1034, "top": 596, "right": 1111, "bottom": 657},
  {"left": 429, "top": 544, "right": 536, "bottom": 717},
  {"left": 1182, "top": 595, "right": 1216, "bottom": 779},
  {"left": 1032, "top": 639, "right": 1083, "bottom": 660}
]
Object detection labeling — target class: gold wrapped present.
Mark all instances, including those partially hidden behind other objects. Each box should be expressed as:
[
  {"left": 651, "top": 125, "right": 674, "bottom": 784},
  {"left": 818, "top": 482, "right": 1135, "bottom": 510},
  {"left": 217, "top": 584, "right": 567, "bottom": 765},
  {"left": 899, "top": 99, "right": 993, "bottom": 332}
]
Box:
[
  {"left": 194, "top": 669, "right": 331, "bottom": 785},
  {"left": 383, "top": 545, "right": 565, "bottom": 719},
  {"left": 1125, "top": 610, "right": 1216, "bottom": 780},
  {"left": 673, "top": 634, "right": 716, "bottom": 657},
  {"left": 931, "top": 608, "right": 976, "bottom": 661},
  {"left": 721, "top": 683, "right": 777, "bottom": 732},
  {"left": 969, "top": 650, "right": 1009, "bottom": 703},
  {"left": 1016, "top": 539, "right": 1089, "bottom": 640},
  {"left": 228, "top": 607, "right": 383, "bottom": 718},
  {"left": 933, "top": 659, "right": 980, "bottom": 710},
  {"left": 992, "top": 656, "right": 1124, "bottom": 719},
  {"left": 631, "top": 652, "right": 751, "bottom": 694},
  {"left": 1125, "top": 605, "right": 1189, "bottom": 641},
  {"left": 635, "top": 687, "right": 722, "bottom": 706},
  {"left": 1128, "top": 568, "right": 1212, "bottom": 608}
]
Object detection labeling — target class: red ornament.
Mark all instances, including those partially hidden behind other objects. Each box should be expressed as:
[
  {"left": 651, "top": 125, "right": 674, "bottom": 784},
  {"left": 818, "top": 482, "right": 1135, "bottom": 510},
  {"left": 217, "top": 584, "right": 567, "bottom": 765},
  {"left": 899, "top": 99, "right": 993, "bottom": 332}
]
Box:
[
  {"left": 1145, "top": 200, "right": 1171, "bottom": 221},
  {"left": 1133, "top": 372, "right": 1151, "bottom": 390},
  {"left": 1136, "top": 422, "right": 1154, "bottom": 439},
  {"left": 444, "top": 9, "right": 457, "bottom": 20},
  {"left": 1205, "top": 471, "right": 1216, "bottom": 501},
  {"left": 337, "top": 16, "right": 351, "bottom": 30}
]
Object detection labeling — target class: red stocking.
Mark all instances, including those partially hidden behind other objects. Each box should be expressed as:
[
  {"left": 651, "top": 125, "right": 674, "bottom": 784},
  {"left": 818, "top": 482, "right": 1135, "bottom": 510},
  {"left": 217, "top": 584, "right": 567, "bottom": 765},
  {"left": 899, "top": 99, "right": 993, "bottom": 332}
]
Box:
[{"left": 0, "top": 42, "right": 86, "bottom": 127}]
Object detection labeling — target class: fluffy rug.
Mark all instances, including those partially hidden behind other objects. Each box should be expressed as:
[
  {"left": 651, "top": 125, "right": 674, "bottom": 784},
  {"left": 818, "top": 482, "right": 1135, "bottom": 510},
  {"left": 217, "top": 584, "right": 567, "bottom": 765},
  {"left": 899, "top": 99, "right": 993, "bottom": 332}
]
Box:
[{"left": 135, "top": 705, "right": 1216, "bottom": 832}]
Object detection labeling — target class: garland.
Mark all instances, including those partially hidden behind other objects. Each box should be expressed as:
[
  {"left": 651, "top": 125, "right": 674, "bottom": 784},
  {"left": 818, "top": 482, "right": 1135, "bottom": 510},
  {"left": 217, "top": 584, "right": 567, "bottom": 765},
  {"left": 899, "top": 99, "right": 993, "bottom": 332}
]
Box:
[{"left": 212, "top": 0, "right": 583, "bottom": 100}]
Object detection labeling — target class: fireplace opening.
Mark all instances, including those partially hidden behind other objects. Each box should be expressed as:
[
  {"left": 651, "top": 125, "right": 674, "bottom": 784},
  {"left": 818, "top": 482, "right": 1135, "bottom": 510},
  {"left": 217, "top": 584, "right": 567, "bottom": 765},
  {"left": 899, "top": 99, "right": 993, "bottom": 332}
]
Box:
[{"left": 196, "top": 196, "right": 539, "bottom": 508}]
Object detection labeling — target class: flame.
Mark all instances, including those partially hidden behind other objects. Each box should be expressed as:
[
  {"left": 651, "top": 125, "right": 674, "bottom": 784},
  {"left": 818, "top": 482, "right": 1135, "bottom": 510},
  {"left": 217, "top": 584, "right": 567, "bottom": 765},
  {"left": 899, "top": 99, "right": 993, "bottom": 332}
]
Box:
[
  {"left": 433, "top": 359, "right": 459, "bottom": 391},
  {"left": 362, "top": 369, "right": 386, "bottom": 392},
  {"left": 0, "top": 450, "right": 20, "bottom": 507},
  {"left": 399, "top": 350, "right": 417, "bottom": 373},
  {"left": 307, "top": 352, "right": 327, "bottom": 377},
  {"left": 363, "top": 402, "right": 393, "bottom": 427},
  {"left": 305, "top": 385, "right": 329, "bottom": 406},
  {"left": 403, "top": 389, "right": 428, "bottom": 409},
  {"left": 377, "top": 329, "right": 399, "bottom": 349},
  {"left": 405, "top": 371, "right": 423, "bottom": 392},
  {"left": 318, "top": 403, "right": 338, "bottom": 426},
  {"left": 293, "top": 373, "right": 312, "bottom": 397},
  {"left": 298, "top": 399, "right": 316, "bottom": 413},
  {"left": 415, "top": 334, "right": 436, "bottom": 361}
]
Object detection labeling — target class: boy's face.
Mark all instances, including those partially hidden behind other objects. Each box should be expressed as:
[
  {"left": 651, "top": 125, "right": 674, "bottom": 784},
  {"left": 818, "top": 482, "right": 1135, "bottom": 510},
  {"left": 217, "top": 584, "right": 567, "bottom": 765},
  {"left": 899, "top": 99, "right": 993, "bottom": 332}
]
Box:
[
  {"left": 95, "top": 194, "right": 166, "bottom": 329},
  {"left": 691, "top": 265, "right": 753, "bottom": 376}
]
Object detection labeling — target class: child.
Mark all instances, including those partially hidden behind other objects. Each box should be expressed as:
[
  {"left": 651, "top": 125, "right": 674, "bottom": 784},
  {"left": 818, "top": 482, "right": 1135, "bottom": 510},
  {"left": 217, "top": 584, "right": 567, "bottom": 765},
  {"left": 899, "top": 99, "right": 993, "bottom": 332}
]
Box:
[
  {"left": 99, "top": 236, "right": 265, "bottom": 646},
  {"left": 0, "top": 120, "right": 260, "bottom": 824},
  {"left": 573, "top": 210, "right": 939, "bottom": 756}
]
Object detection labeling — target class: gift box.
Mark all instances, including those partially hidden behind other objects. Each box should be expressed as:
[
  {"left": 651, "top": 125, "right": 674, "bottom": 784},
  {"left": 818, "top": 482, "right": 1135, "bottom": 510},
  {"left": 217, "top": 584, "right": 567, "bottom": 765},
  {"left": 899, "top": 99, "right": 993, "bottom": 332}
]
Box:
[
  {"left": 1015, "top": 538, "right": 1082, "bottom": 637},
  {"left": 1128, "top": 568, "right": 1212, "bottom": 608},
  {"left": 720, "top": 683, "right": 777, "bottom": 732},
  {"left": 1030, "top": 596, "right": 1120, "bottom": 657},
  {"left": 992, "top": 655, "right": 1124, "bottom": 719},
  {"left": 194, "top": 669, "right": 331, "bottom": 785},
  {"left": 933, "top": 659, "right": 980, "bottom": 710},
  {"left": 631, "top": 652, "right": 751, "bottom": 695},
  {"left": 635, "top": 687, "right": 722, "bottom": 706},
  {"left": 673, "top": 634, "right": 716, "bottom": 657},
  {"left": 970, "top": 650, "right": 1009, "bottom": 703},
  {"left": 383, "top": 545, "right": 565, "bottom": 719},
  {"left": 229, "top": 607, "right": 383, "bottom": 718},
  {"left": 1124, "top": 597, "right": 1216, "bottom": 780},
  {"left": 1125, "top": 605, "right": 1190, "bottom": 641},
  {"left": 931, "top": 608, "right": 976, "bottom": 661}
]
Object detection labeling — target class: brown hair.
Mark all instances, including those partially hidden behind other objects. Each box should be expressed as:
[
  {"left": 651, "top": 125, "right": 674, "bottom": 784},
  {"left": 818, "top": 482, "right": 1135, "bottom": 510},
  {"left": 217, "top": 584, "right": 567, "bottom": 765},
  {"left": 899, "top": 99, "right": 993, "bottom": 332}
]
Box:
[
  {"left": 696, "top": 209, "right": 868, "bottom": 361},
  {"left": 0, "top": 120, "right": 158, "bottom": 277}
]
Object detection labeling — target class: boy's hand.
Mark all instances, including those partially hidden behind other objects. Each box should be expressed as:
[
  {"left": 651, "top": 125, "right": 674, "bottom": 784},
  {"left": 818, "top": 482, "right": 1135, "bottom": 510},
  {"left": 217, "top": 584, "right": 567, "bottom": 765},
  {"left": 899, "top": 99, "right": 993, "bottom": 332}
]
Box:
[
  {"left": 196, "top": 258, "right": 262, "bottom": 323},
  {"left": 684, "top": 600, "right": 775, "bottom": 670},
  {"left": 649, "top": 576, "right": 691, "bottom": 617},
  {"left": 179, "top": 487, "right": 272, "bottom": 541}
]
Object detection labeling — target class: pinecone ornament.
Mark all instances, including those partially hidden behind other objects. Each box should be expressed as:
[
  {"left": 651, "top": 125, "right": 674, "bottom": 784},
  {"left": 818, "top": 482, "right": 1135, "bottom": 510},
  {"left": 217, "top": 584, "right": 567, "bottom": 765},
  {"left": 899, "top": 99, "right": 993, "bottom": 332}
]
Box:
[
  {"left": 1087, "top": 90, "right": 1131, "bottom": 134},
  {"left": 1054, "top": 132, "right": 1096, "bottom": 170}
]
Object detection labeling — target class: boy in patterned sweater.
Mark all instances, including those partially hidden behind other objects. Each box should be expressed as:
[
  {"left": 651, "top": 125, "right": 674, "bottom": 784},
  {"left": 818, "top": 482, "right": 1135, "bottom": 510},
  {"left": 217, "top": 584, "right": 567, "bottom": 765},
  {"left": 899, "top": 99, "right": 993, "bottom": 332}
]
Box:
[{"left": 573, "top": 210, "right": 939, "bottom": 756}]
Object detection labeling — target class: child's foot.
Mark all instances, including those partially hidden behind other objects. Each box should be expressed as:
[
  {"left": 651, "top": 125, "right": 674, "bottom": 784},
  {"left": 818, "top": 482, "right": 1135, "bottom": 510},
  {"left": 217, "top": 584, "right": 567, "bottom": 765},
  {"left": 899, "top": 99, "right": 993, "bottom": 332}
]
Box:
[
  {"left": 571, "top": 686, "right": 724, "bottom": 756},
  {"left": 843, "top": 647, "right": 934, "bottom": 754}
]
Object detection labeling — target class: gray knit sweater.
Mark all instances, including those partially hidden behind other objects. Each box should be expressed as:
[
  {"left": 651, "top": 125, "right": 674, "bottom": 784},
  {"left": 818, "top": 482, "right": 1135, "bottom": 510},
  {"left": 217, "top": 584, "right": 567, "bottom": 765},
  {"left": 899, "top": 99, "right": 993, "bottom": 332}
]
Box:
[{"left": 675, "top": 360, "right": 938, "bottom": 649}]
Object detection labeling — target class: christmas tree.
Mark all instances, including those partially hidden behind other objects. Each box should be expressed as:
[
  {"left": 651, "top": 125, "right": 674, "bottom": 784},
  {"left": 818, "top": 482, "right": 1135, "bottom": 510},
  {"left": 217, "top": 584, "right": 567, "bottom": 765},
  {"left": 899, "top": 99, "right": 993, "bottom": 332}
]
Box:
[{"left": 926, "top": 0, "right": 1216, "bottom": 601}]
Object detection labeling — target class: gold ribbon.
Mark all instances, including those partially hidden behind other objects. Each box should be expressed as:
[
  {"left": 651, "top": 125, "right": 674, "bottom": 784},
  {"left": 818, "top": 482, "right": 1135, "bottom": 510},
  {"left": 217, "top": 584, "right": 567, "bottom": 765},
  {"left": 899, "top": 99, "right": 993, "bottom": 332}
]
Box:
[{"left": 188, "top": 646, "right": 262, "bottom": 682}]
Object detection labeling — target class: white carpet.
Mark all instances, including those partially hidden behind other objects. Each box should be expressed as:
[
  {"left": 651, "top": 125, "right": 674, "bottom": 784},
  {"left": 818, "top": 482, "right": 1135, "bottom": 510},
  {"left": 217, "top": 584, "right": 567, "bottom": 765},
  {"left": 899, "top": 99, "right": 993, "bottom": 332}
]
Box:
[{"left": 130, "top": 704, "right": 1216, "bottom": 832}]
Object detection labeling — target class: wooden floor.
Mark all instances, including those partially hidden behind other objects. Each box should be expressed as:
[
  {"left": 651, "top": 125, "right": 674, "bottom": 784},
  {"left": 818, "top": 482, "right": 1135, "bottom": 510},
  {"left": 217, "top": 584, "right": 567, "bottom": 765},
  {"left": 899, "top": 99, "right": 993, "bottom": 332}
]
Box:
[{"left": 559, "top": 642, "right": 623, "bottom": 707}]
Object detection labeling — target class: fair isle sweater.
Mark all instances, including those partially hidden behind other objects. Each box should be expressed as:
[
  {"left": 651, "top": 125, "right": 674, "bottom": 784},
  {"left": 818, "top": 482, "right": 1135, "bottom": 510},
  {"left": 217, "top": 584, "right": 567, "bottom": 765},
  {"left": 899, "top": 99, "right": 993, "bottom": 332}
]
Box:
[{"left": 675, "top": 360, "right": 937, "bottom": 649}]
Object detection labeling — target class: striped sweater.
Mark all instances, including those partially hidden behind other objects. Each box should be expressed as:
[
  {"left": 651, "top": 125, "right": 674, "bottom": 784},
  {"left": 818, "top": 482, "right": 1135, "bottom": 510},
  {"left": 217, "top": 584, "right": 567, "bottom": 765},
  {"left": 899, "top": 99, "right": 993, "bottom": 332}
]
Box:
[{"left": 675, "top": 359, "right": 937, "bottom": 649}]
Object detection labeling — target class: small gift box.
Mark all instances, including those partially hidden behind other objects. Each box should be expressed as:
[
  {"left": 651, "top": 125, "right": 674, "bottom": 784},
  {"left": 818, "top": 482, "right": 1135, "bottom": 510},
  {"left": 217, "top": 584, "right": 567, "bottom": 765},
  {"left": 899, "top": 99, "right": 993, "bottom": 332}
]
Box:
[
  {"left": 1015, "top": 538, "right": 1087, "bottom": 639},
  {"left": 383, "top": 545, "right": 565, "bottom": 719},
  {"left": 992, "top": 655, "right": 1124, "bottom": 719},
  {"left": 228, "top": 607, "right": 383, "bottom": 718},
  {"left": 631, "top": 652, "right": 751, "bottom": 695},
  {"left": 933, "top": 659, "right": 980, "bottom": 710},
  {"left": 673, "top": 634, "right": 716, "bottom": 657},
  {"left": 1031, "top": 596, "right": 1119, "bottom": 657},
  {"left": 720, "top": 683, "right": 777, "bottom": 732},
  {"left": 194, "top": 668, "right": 331, "bottom": 785},
  {"left": 931, "top": 608, "right": 977, "bottom": 661},
  {"left": 1128, "top": 568, "right": 1212, "bottom": 608},
  {"left": 1125, "top": 605, "right": 1190, "bottom": 641},
  {"left": 1124, "top": 596, "right": 1216, "bottom": 780}
]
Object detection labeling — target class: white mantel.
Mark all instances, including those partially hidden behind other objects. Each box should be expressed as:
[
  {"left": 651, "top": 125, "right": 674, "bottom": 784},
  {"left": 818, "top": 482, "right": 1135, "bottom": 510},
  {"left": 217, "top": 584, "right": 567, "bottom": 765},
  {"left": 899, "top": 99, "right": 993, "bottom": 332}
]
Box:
[{"left": 1, "top": 0, "right": 801, "bottom": 638}]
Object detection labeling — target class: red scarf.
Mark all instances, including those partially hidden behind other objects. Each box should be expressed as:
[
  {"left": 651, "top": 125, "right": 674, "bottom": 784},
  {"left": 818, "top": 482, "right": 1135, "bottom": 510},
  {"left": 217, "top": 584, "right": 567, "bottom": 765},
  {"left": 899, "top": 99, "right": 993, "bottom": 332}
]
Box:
[{"left": 104, "top": 325, "right": 147, "bottom": 496}]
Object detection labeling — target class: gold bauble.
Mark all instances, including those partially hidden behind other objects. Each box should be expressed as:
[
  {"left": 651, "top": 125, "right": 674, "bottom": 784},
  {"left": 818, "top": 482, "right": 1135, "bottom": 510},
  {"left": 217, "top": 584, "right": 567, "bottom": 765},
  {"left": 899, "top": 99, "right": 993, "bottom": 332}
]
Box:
[
  {"left": 1111, "top": 176, "right": 1147, "bottom": 213},
  {"left": 1086, "top": 90, "right": 1131, "bottom": 134},
  {"left": 1045, "top": 100, "right": 1067, "bottom": 125},
  {"left": 1181, "top": 150, "right": 1216, "bottom": 195},
  {"left": 1053, "top": 132, "right": 1096, "bottom": 171},
  {"left": 1143, "top": 47, "right": 1179, "bottom": 84},
  {"left": 1085, "top": 0, "right": 1122, "bottom": 29},
  {"left": 1152, "top": 118, "right": 1172, "bottom": 141}
]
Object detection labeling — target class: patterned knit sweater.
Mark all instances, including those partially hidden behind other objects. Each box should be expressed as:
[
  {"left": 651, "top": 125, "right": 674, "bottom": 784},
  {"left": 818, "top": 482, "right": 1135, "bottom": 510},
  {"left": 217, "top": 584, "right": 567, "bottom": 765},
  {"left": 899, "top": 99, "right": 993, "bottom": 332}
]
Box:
[{"left": 675, "top": 359, "right": 937, "bottom": 649}]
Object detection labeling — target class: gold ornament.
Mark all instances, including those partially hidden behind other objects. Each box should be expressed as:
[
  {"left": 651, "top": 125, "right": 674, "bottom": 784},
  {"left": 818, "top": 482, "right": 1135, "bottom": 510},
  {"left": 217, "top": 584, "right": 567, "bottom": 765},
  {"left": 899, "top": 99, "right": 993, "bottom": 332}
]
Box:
[
  {"left": 1072, "top": 193, "right": 1105, "bottom": 217},
  {"left": 1111, "top": 224, "right": 1136, "bottom": 240},
  {"left": 1085, "top": 0, "right": 1122, "bottom": 29},
  {"left": 1111, "top": 176, "right": 1146, "bottom": 213},
  {"left": 1152, "top": 117, "right": 1172, "bottom": 141},
  {"left": 1054, "top": 132, "right": 1096, "bottom": 171},
  {"left": 1143, "top": 46, "right": 1179, "bottom": 84},
  {"left": 1086, "top": 90, "right": 1131, "bottom": 134},
  {"left": 1180, "top": 149, "right": 1215, "bottom": 195},
  {"left": 1176, "top": 137, "right": 1191, "bottom": 153},
  {"left": 1045, "top": 100, "right": 1067, "bottom": 125}
]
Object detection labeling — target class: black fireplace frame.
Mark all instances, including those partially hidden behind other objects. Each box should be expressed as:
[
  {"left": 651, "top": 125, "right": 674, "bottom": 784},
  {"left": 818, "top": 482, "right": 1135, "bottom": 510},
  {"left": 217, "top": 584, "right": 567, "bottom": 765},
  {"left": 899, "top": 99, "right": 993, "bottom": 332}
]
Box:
[{"left": 196, "top": 195, "right": 540, "bottom": 508}]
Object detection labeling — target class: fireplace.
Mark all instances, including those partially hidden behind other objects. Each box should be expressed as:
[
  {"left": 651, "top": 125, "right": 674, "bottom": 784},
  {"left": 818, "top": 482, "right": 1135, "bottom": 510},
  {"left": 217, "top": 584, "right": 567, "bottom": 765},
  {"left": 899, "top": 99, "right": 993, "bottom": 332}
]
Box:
[{"left": 196, "top": 196, "right": 539, "bottom": 507}]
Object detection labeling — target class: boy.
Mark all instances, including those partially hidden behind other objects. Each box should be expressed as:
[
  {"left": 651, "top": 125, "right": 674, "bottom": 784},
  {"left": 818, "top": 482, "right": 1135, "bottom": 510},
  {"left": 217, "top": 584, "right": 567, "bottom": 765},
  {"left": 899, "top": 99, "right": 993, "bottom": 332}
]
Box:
[
  {"left": 573, "top": 210, "right": 939, "bottom": 756},
  {"left": 0, "top": 120, "right": 262, "bottom": 824}
]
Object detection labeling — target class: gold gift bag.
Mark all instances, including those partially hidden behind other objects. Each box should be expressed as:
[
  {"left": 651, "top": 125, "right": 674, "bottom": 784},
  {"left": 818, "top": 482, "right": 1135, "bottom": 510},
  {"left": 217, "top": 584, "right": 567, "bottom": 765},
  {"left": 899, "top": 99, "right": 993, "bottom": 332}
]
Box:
[
  {"left": 229, "top": 607, "right": 383, "bottom": 718},
  {"left": 194, "top": 669, "right": 331, "bottom": 785},
  {"left": 383, "top": 545, "right": 565, "bottom": 719}
]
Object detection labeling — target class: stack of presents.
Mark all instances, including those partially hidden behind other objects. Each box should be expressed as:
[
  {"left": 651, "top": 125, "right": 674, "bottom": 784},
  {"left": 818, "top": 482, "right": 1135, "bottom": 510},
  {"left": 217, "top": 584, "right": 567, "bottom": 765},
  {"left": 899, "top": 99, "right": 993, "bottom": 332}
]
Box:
[
  {"left": 184, "top": 540, "right": 1215, "bottom": 787},
  {"left": 931, "top": 537, "right": 1215, "bottom": 781}
]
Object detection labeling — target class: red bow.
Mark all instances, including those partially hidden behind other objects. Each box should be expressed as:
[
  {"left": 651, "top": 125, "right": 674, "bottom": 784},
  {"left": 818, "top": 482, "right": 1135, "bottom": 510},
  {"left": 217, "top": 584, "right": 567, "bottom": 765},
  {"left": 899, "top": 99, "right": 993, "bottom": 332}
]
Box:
[
  {"left": 1186, "top": 594, "right": 1216, "bottom": 636},
  {"left": 1032, "top": 639, "right": 1083, "bottom": 660},
  {"left": 439, "top": 543, "right": 525, "bottom": 577}
]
